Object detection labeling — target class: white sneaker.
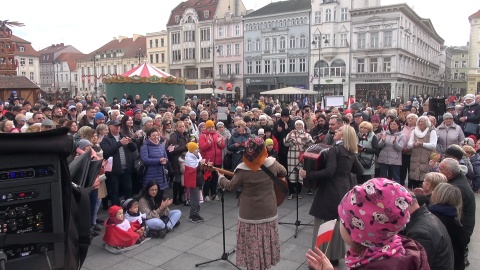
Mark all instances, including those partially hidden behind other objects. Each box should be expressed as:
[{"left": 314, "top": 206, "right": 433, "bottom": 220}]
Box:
[
  {"left": 215, "top": 195, "right": 220, "bottom": 201},
  {"left": 205, "top": 196, "right": 211, "bottom": 202}
]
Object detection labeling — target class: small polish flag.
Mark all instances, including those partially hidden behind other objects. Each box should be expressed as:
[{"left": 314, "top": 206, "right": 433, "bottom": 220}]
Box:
[{"left": 316, "top": 219, "right": 336, "bottom": 247}]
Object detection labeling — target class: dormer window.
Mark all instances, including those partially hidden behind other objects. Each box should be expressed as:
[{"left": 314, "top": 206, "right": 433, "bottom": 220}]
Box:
[
  {"left": 175, "top": 15, "right": 180, "bottom": 23},
  {"left": 204, "top": 10, "right": 209, "bottom": 19},
  {"left": 19, "top": 46, "right": 25, "bottom": 52}
]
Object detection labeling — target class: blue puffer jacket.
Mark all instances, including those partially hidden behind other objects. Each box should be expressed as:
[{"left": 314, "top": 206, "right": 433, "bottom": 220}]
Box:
[
  {"left": 140, "top": 139, "right": 168, "bottom": 190},
  {"left": 227, "top": 127, "right": 252, "bottom": 168}
]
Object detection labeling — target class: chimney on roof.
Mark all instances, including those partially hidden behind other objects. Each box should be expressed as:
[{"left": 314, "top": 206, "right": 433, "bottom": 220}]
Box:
[
  {"left": 132, "top": 34, "right": 142, "bottom": 41},
  {"left": 52, "top": 44, "right": 55, "bottom": 47},
  {"left": 117, "top": 36, "right": 127, "bottom": 42},
  {"left": 60, "top": 43, "right": 64, "bottom": 46}
]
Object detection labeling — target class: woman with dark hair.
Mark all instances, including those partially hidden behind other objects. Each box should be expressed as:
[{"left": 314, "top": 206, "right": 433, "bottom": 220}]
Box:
[
  {"left": 138, "top": 182, "right": 181, "bottom": 236},
  {"left": 120, "top": 115, "right": 135, "bottom": 138},
  {"left": 378, "top": 118, "right": 406, "bottom": 183},
  {"left": 140, "top": 128, "right": 168, "bottom": 190},
  {"left": 64, "top": 120, "right": 78, "bottom": 136}
]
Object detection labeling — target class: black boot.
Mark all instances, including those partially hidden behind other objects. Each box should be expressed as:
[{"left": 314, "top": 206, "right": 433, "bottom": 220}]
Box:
[{"left": 172, "top": 182, "right": 181, "bottom": 205}]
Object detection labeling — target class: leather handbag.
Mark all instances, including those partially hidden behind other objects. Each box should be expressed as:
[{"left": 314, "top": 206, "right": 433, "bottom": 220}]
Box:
[{"left": 357, "top": 152, "right": 374, "bottom": 169}]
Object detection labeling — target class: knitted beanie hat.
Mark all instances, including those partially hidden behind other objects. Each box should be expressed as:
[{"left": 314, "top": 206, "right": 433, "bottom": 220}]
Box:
[
  {"left": 205, "top": 120, "right": 215, "bottom": 129},
  {"left": 187, "top": 142, "right": 199, "bottom": 153}
]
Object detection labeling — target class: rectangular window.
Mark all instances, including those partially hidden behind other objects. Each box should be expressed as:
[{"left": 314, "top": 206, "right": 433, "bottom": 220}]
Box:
[
  {"left": 299, "top": 58, "right": 306, "bottom": 72},
  {"left": 462, "top": 61, "right": 467, "bottom": 67},
  {"left": 358, "top": 33, "right": 365, "bottom": 48},
  {"left": 384, "top": 31, "right": 392, "bottom": 47},
  {"left": 201, "top": 47, "right": 209, "bottom": 59},
  {"left": 264, "top": 60, "right": 270, "bottom": 74},
  {"left": 235, "top": 63, "right": 240, "bottom": 74},
  {"left": 370, "top": 32, "right": 378, "bottom": 48},
  {"left": 184, "top": 48, "right": 195, "bottom": 59},
  {"left": 289, "top": 59, "right": 296, "bottom": 73},
  {"left": 30, "top": 72, "right": 34, "bottom": 80},
  {"left": 218, "top": 64, "right": 223, "bottom": 75},
  {"left": 235, "top": 25, "right": 240, "bottom": 36},
  {"left": 161, "top": 53, "right": 165, "bottom": 63},
  {"left": 20, "top": 58, "right": 25, "bottom": 65},
  {"left": 171, "top": 32, "right": 180, "bottom": 44},
  {"left": 226, "top": 45, "right": 232, "bottom": 56},
  {"left": 340, "top": 34, "right": 347, "bottom": 47},
  {"left": 324, "top": 34, "right": 331, "bottom": 47},
  {"left": 184, "top": 31, "right": 195, "bottom": 42},
  {"left": 454, "top": 61, "right": 459, "bottom": 68},
  {"left": 279, "top": 59, "right": 285, "bottom": 73},
  {"left": 454, "top": 73, "right": 458, "bottom": 80},
  {"left": 161, "top": 38, "right": 165, "bottom": 47},
  {"left": 155, "top": 39, "right": 158, "bottom": 47},
  {"left": 325, "top": 9, "right": 331, "bottom": 22},
  {"left": 21, "top": 71, "right": 26, "bottom": 77},
  {"left": 155, "top": 54, "right": 159, "bottom": 63},
  {"left": 478, "top": 53, "right": 480, "bottom": 68},
  {"left": 227, "top": 64, "right": 232, "bottom": 75},
  {"left": 235, "top": 44, "right": 240, "bottom": 55},
  {"left": 341, "top": 8, "right": 348, "bottom": 21},
  {"left": 150, "top": 54, "right": 154, "bottom": 63},
  {"left": 383, "top": 57, "right": 391, "bottom": 72},
  {"left": 370, "top": 58, "right": 378, "bottom": 72},
  {"left": 29, "top": 58, "right": 33, "bottom": 65},
  {"left": 460, "top": 73, "right": 466, "bottom": 80},
  {"left": 218, "top": 26, "right": 224, "bottom": 38},
  {"left": 315, "top": 11, "right": 322, "bottom": 24},
  {"left": 217, "top": 45, "right": 223, "bottom": 56},
  {"left": 172, "top": 50, "right": 181, "bottom": 61},
  {"left": 255, "top": 61, "right": 261, "bottom": 73},
  {"left": 200, "top": 28, "right": 210, "bottom": 41},
  {"left": 247, "top": 61, "right": 253, "bottom": 74},
  {"left": 357, "top": 59, "right": 365, "bottom": 72}
]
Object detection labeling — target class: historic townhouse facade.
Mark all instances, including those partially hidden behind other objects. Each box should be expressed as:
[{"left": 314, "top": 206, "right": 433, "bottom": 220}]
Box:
[
  {"left": 39, "top": 43, "right": 81, "bottom": 93},
  {"left": 146, "top": 31, "right": 169, "bottom": 73},
  {"left": 12, "top": 35, "right": 40, "bottom": 87},
  {"left": 310, "top": 0, "right": 380, "bottom": 100},
  {"left": 468, "top": 10, "right": 480, "bottom": 94},
  {"left": 350, "top": 3, "right": 444, "bottom": 103},
  {"left": 214, "top": 11, "right": 244, "bottom": 98},
  {"left": 167, "top": 0, "right": 247, "bottom": 92},
  {"left": 75, "top": 35, "right": 146, "bottom": 97},
  {"left": 449, "top": 46, "right": 469, "bottom": 95},
  {"left": 243, "top": 0, "right": 311, "bottom": 97}
]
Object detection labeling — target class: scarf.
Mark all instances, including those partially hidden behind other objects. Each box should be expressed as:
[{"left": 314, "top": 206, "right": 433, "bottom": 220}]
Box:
[
  {"left": 345, "top": 235, "right": 405, "bottom": 268},
  {"left": 413, "top": 126, "right": 429, "bottom": 139}
]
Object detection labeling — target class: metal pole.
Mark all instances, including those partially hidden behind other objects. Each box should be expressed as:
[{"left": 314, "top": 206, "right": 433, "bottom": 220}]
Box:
[{"left": 93, "top": 53, "right": 97, "bottom": 97}]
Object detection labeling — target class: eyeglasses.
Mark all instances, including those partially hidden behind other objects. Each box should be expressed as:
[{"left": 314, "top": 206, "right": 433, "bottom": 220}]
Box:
[{"left": 236, "top": 126, "right": 242, "bottom": 128}]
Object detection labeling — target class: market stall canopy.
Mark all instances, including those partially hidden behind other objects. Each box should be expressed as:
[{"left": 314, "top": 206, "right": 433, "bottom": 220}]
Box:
[
  {"left": 260, "top": 87, "right": 318, "bottom": 95},
  {"left": 185, "top": 88, "right": 231, "bottom": 95},
  {"left": 121, "top": 63, "right": 174, "bottom": 78}
]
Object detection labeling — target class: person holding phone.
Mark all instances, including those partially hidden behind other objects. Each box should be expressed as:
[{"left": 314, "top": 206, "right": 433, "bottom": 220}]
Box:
[{"left": 100, "top": 119, "right": 138, "bottom": 206}]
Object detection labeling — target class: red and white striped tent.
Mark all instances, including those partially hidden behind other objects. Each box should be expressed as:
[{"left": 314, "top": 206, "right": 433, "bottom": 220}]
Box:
[{"left": 121, "top": 63, "right": 174, "bottom": 78}]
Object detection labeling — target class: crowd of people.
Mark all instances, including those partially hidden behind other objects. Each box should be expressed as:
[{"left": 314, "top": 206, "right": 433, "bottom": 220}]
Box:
[{"left": 0, "top": 91, "right": 478, "bottom": 269}]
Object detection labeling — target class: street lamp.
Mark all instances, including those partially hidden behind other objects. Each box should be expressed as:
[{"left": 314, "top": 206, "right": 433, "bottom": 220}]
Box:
[
  {"left": 311, "top": 35, "right": 329, "bottom": 107},
  {"left": 136, "top": 48, "right": 143, "bottom": 65},
  {"left": 92, "top": 52, "right": 99, "bottom": 97},
  {"left": 52, "top": 61, "right": 60, "bottom": 93},
  {"left": 209, "top": 46, "right": 220, "bottom": 99}
]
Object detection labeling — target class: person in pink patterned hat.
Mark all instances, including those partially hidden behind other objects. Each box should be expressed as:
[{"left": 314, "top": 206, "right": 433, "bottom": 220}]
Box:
[{"left": 307, "top": 178, "right": 430, "bottom": 270}]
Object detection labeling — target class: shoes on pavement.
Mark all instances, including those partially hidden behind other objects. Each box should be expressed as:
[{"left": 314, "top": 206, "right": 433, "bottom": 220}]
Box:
[
  {"left": 288, "top": 194, "right": 293, "bottom": 200},
  {"left": 205, "top": 196, "right": 211, "bottom": 202}
]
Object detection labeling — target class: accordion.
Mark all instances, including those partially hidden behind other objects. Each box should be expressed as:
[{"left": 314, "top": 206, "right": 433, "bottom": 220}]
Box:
[{"left": 303, "top": 143, "right": 331, "bottom": 174}]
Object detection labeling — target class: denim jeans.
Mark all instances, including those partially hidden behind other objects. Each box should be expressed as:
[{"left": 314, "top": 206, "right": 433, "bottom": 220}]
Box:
[
  {"left": 379, "top": 163, "right": 401, "bottom": 183},
  {"left": 145, "top": 209, "right": 182, "bottom": 230}
]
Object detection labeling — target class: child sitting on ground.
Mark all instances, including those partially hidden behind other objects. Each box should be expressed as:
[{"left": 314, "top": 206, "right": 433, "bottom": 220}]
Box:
[
  {"left": 184, "top": 142, "right": 207, "bottom": 223},
  {"left": 103, "top": 205, "right": 145, "bottom": 249},
  {"left": 122, "top": 198, "right": 147, "bottom": 231}
]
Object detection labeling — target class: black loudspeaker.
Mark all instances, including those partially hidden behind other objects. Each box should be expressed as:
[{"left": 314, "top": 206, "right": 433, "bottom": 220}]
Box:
[
  {"left": 429, "top": 98, "right": 446, "bottom": 118},
  {"left": 0, "top": 128, "right": 73, "bottom": 270}
]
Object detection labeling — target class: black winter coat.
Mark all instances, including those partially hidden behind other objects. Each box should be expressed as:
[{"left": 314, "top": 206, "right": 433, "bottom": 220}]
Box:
[
  {"left": 308, "top": 144, "right": 364, "bottom": 220},
  {"left": 167, "top": 131, "right": 188, "bottom": 174},
  {"left": 401, "top": 205, "right": 454, "bottom": 270},
  {"left": 429, "top": 204, "right": 470, "bottom": 270},
  {"left": 100, "top": 133, "right": 137, "bottom": 175},
  {"left": 449, "top": 173, "right": 476, "bottom": 236}
]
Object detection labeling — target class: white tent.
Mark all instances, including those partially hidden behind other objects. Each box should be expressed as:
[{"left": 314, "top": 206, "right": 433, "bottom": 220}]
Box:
[
  {"left": 260, "top": 87, "right": 318, "bottom": 95},
  {"left": 185, "top": 88, "right": 231, "bottom": 95}
]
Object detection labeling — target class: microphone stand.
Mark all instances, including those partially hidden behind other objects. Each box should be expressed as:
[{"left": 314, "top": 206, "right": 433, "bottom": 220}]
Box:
[
  {"left": 278, "top": 159, "right": 313, "bottom": 238},
  {"left": 195, "top": 188, "right": 239, "bottom": 269}
]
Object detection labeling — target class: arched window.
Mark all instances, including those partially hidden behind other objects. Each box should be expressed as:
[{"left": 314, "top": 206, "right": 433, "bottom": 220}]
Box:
[
  {"left": 280, "top": 36, "right": 286, "bottom": 49},
  {"left": 255, "top": 39, "right": 261, "bottom": 51},
  {"left": 289, "top": 35, "right": 296, "bottom": 48},
  {"left": 326, "top": 9, "right": 331, "bottom": 22},
  {"left": 299, "top": 34, "right": 306, "bottom": 47},
  {"left": 247, "top": 39, "right": 252, "bottom": 52},
  {"left": 264, "top": 37, "right": 271, "bottom": 51}
]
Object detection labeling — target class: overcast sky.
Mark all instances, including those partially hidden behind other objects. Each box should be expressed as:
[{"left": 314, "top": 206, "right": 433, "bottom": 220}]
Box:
[{"left": 1, "top": 0, "right": 477, "bottom": 53}]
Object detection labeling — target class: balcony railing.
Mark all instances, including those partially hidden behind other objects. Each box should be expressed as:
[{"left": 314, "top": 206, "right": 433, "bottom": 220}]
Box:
[
  {"left": 351, "top": 72, "right": 393, "bottom": 79},
  {"left": 322, "top": 0, "right": 338, "bottom": 3}
]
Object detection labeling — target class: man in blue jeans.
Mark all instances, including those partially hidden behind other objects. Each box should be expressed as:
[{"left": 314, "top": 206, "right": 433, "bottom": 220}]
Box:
[{"left": 100, "top": 120, "right": 137, "bottom": 206}]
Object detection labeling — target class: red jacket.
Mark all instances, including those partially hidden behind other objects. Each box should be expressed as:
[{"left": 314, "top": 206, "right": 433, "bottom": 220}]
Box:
[
  {"left": 103, "top": 220, "right": 141, "bottom": 248},
  {"left": 199, "top": 130, "right": 225, "bottom": 166}
]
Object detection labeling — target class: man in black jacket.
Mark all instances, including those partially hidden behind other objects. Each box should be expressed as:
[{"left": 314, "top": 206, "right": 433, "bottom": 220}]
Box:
[
  {"left": 167, "top": 121, "right": 188, "bottom": 205},
  {"left": 273, "top": 108, "right": 293, "bottom": 170},
  {"left": 100, "top": 120, "right": 137, "bottom": 206},
  {"left": 458, "top": 94, "right": 480, "bottom": 137},
  {"left": 401, "top": 194, "right": 454, "bottom": 270}
]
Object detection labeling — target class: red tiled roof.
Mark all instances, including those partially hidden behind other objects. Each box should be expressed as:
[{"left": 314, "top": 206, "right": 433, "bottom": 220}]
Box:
[
  {"left": 57, "top": 52, "right": 86, "bottom": 71},
  {"left": 38, "top": 43, "right": 68, "bottom": 54},
  {"left": 11, "top": 35, "right": 40, "bottom": 57},
  {"left": 80, "top": 35, "right": 147, "bottom": 61},
  {"left": 0, "top": 76, "right": 40, "bottom": 90},
  {"left": 469, "top": 10, "right": 480, "bottom": 20},
  {"left": 167, "top": 0, "right": 219, "bottom": 26}
]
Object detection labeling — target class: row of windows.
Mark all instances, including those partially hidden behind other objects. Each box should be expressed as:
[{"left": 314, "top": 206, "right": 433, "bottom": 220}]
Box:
[
  {"left": 80, "top": 64, "right": 136, "bottom": 76},
  {"left": 149, "top": 38, "right": 165, "bottom": 48},
  {"left": 245, "top": 58, "right": 307, "bottom": 74},
  {"left": 245, "top": 17, "right": 308, "bottom": 31},
  {"left": 171, "top": 25, "right": 241, "bottom": 45},
  {"left": 356, "top": 57, "right": 392, "bottom": 73},
  {"left": 19, "top": 71, "right": 35, "bottom": 81},
  {"left": 218, "top": 63, "right": 241, "bottom": 75},
  {"left": 171, "top": 44, "right": 241, "bottom": 62},
  {"left": 246, "top": 36, "right": 308, "bottom": 52},
  {"left": 453, "top": 61, "right": 468, "bottom": 68},
  {"left": 149, "top": 53, "right": 166, "bottom": 64},
  {"left": 357, "top": 31, "right": 393, "bottom": 49},
  {"left": 314, "top": 8, "right": 348, "bottom": 24},
  {"left": 19, "top": 58, "right": 35, "bottom": 65}
]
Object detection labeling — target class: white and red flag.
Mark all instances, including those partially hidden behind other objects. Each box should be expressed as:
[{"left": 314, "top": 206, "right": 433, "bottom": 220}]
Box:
[{"left": 316, "top": 219, "right": 337, "bottom": 247}]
